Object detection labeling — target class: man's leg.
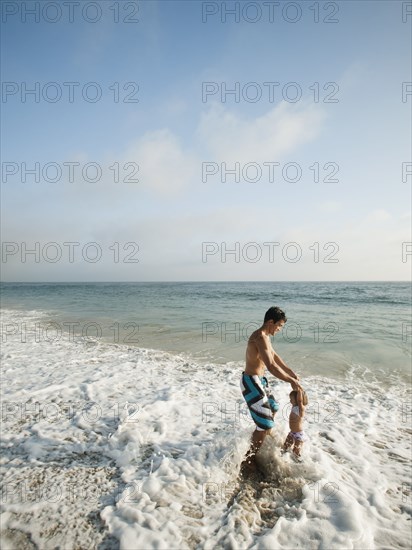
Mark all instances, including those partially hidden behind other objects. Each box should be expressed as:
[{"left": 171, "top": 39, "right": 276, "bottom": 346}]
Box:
[
  {"left": 240, "top": 374, "right": 276, "bottom": 474},
  {"left": 240, "top": 428, "right": 270, "bottom": 474},
  {"left": 250, "top": 428, "right": 268, "bottom": 456}
]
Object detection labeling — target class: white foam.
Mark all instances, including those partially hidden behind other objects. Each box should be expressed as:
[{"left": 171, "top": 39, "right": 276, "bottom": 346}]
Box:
[{"left": 1, "top": 308, "right": 411, "bottom": 549}]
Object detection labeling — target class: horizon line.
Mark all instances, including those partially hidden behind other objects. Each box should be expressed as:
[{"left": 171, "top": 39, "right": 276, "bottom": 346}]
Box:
[{"left": 1, "top": 280, "right": 410, "bottom": 284}]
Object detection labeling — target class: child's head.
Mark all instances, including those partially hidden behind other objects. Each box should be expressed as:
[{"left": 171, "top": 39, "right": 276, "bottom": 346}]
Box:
[
  {"left": 289, "top": 390, "right": 308, "bottom": 406},
  {"left": 289, "top": 391, "right": 298, "bottom": 404}
]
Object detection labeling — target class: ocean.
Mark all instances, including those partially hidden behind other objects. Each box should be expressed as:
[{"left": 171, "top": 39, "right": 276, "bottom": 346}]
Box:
[
  {"left": 1, "top": 281, "right": 411, "bottom": 549},
  {"left": 1, "top": 281, "right": 411, "bottom": 384}
]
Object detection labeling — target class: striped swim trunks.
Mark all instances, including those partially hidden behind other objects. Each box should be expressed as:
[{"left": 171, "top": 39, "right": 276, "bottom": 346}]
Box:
[{"left": 240, "top": 372, "right": 280, "bottom": 431}]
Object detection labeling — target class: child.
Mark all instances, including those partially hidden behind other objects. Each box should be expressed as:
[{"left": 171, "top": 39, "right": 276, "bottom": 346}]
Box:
[{"left": 282, "top": 388, "right": 308, "bottom": 459}]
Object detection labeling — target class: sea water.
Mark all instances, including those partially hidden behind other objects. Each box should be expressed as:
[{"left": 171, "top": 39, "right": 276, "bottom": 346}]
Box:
[
  {"left": 1, "top": 281, "right": 411, "bottom": 549},
  {"left": 1, "top": 281, "right": 411, "bottom": 384}
]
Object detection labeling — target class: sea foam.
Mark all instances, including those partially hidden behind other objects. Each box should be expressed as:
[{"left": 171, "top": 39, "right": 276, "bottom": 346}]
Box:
[{"left": 1, "top": 308, "right": 411, "bottom": 549}]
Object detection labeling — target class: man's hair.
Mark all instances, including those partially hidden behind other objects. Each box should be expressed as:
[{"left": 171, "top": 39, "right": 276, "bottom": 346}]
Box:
[{"left": 264, "top": 306, "right": 287, "bottom": 324}]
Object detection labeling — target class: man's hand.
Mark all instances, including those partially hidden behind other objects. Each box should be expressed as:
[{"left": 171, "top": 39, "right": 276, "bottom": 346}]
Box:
[{"left": 291, "top": 379, "right": 302, "bottom": 391}]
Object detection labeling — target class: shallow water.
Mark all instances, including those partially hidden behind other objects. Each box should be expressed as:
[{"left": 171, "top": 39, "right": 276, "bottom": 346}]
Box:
[
  {"left": 1, "top": 281, "right": 411, "bottom": 388},
  {"left": 1, "top": 305, "right": 411, "bottom": 549}
]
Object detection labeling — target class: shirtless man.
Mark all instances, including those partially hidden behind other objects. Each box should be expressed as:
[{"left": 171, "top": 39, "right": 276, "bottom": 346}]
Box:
[{"left": 240, "top": 306, "right": 301, "bottom": 473}]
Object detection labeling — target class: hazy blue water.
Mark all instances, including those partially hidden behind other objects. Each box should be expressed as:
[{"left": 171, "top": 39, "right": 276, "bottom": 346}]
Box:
[{"left": 1, "top": 281, "right": 411, "bottom": 385}]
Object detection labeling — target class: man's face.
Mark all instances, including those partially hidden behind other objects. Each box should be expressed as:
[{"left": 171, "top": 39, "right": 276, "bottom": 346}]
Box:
[{"left": 270, "top": 319, "right": 285, "bottom": 335}]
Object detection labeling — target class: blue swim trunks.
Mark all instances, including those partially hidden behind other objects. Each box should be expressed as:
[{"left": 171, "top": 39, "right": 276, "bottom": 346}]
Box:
[{"left": 240, "top": 372, "right": 280, "bottom": 431}]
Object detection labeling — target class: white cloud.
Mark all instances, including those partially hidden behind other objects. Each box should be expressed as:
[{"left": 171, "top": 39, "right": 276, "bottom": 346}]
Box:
[
  {"left": 365, "top": 209, "right": 391, "bottom": 223},
  {"left": 196, "top": 100, "right": 326, "bottom": 163},
  {"left": 123, "top": 129, "right": 197, "bottom": 195},
  {"left": 105, "top": 100, "right": 326, "bottom": 197}
]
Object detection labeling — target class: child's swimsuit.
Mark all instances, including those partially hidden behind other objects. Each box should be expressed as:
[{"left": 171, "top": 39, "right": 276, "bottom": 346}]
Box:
[
  {"left": 288, "top": 404, "right": 306, "bottom": 441},
  {"left": 240, "top": 373, "right": 279, "bottom": 431},
  {"left": 288, "top": 430, "right": 306, "bottom": 442}
]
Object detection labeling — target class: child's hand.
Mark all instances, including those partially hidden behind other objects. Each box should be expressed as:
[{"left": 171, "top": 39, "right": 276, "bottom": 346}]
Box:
[{"left": 291, "top": 380, "right": 303, "bottom": 391}]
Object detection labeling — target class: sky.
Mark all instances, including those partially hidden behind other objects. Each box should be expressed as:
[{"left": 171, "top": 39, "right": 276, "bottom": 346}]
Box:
[{"left": 1, "top": 0, "right": 411, "bottom": 282}]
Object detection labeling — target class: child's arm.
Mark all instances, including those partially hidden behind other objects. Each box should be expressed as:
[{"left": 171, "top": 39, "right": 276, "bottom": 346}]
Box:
[{"left": 297, "top": 388, "right": 306, "bottom": 416}]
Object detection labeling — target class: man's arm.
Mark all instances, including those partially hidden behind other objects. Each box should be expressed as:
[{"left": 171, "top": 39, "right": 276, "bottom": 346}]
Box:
[
  {"left": 256, "top": 335, "right": 301, "bottom": 387},
  {"left": 273, "top": 350, "right": 300, "bottom": 380}
]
